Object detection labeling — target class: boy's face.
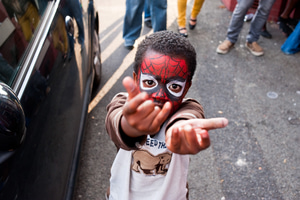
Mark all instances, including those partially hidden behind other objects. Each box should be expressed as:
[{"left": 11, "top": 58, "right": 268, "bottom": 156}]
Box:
[{"left": 134, "top": 50, "right": 191, "bottom": 114}]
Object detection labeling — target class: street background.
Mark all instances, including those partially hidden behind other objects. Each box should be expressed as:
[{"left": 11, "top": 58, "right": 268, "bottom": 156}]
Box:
[{"left": 74, "top": 0, "right": 300, "bottom": 199}]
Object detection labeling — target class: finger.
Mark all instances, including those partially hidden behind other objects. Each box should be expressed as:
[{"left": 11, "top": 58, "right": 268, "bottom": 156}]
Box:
[
  {"left": 141, "top": 106, "right": 162, "bottom": 133},
  {"left": 193, "top": 118, "right": 228, "bottom": 130},
  {"left": 151, "top": 102, "right": 171, "bottom": 128},
  {"left": 167, "top": 127, "right": 181, "bottom": 152},
  {"left": 197, "top": 130, "right": 210, "bottom": 150},
  {"left": 122, "top": 76, "right": 139, "bottom": 100},
  {"left": 123, "top": 92, "right": 148, "bottom": 115},
  {"left": 182, "top": 125, "right": 201, "bottom": 154}
]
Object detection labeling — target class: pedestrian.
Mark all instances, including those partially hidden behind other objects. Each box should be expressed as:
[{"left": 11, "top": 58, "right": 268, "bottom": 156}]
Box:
[
  {"left": 216, "top": 0, "right": 276, "bottom": 56},
  {"left": 105, "top": 30, "right": 228, "bottom": 199},
  {"left": 177, "top": 0, "right": 205, "bottom": 37},
  {"left": 278, "top": 0, "right": 300, "bottom": 37},
  {"left": 123, "top": 0, "right": 167, "bottom": 50}
]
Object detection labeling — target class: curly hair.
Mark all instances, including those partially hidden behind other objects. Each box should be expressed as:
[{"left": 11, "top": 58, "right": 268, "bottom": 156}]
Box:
[{"left": 133, "top": 30, "right": 197, "bottom": 81}]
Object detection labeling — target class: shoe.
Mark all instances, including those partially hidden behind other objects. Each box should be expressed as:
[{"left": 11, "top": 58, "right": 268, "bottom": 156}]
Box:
[
  {"left": 261, "top": 29, "right": 272, "bottom": 39},
  {"left": 178, "top": 27, "right": 188, "bottom": 37},
  {"left": 144, "top": 17, "right": 152, "bottom": 28},
  {"left": 245, "top": 41, "right": 264, "bottom": 56},
  {"left": 278, "top": 17, "right": 293, "bottom": 37},
  {"left": 124, "top": 40, "right": 134, "bottom": 50},
  {"left": 124, "top": 45, "right": 134, "bottom": 50},
  {"left": 216, "top": 40, "right": 234, "bottom": 54},
  {"left": 279, "top": 16, "right": 298, "bottom": 28},
  {"left": 189, "top": 18, "right": 197, "bottom": 30}
]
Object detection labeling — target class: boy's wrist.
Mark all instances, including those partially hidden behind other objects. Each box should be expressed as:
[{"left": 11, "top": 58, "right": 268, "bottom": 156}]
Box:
[
  {"left": 121, "top": 116, "right": 143, "bottom": 137},
  {"left": 119, "top": 116, "right": 147, "bottom": 148}
]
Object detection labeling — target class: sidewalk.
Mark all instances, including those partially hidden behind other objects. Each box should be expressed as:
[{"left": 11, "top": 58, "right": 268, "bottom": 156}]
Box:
[{"left": 175, "top": 0, "right": 300, "bottom": 199}]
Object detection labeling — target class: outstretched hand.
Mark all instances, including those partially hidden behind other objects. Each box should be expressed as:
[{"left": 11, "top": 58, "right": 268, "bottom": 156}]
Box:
[
  {"left": 121, "top": 76, "right": 171, "bottom": 137},
  {"left": 166, "top": 118, "right": 228, "bottom": 154}
]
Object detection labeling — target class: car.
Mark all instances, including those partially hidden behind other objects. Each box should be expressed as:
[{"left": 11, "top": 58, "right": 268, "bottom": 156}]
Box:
[{"left": 0, "top": 0, "right": 101, "bottom": 199}]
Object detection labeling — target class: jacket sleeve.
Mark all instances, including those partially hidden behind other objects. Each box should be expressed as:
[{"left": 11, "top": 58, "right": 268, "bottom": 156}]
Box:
[
  {"left": 105, "top": 93, "right": 146, "bottom": 150},
  {"left": 166, "top": 98, "right": 205, "bottom": 130}
]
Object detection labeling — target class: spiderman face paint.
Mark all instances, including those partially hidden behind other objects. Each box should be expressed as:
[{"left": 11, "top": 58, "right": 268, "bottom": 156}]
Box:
[{"left": 136, "top": 50, "right": 190, "bottom": 113}]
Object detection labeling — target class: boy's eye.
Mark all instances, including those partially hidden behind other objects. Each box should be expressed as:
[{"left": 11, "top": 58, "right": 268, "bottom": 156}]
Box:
[
  {"left": 143, "top": 80, "right": 156, "bottom": 88},
  {"left": 166, "top": 80, "right": 186, "bottom": 97},
  {"left": 168, "top": 84, "right": 182, "bottom": 93}
]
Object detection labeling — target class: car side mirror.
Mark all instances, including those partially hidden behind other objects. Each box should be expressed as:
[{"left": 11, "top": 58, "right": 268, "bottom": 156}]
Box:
[{"left": 0, "top": 82, "right": 26, "bottom": 151}]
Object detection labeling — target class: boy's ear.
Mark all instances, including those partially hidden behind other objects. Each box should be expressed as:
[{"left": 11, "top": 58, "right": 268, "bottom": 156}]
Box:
[
  {"left": 183, "top": 80, "right": 192, "bottom": 97},
  {"left": 186, "top": 80, "right": 192, "bottom": 90},
  {"left": 133, "top": 72, "right": 138, "bottom": 83}
]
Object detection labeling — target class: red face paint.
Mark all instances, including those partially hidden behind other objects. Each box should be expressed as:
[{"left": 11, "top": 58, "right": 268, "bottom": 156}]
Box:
[{"left": 137, "top": 51, "right": 190, "bottom": 114}]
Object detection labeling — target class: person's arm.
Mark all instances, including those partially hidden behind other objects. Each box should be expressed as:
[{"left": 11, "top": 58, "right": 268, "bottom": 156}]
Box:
[
  {"left": 165, "top": 99, "right": 228, "bottom": 154},
  {"left": 105, "top": 92, "right": 144, "bottom": 150}
]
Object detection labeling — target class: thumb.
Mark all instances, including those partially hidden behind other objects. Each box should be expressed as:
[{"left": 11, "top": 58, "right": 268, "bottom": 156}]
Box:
[{"left": 122, "top": 76, "right": 139, "bottom": 100}]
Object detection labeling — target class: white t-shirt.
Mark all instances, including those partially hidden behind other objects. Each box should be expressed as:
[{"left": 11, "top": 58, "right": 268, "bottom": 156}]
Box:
[{"left": 109, "top": 122, "right": 189, "bottom": 200}]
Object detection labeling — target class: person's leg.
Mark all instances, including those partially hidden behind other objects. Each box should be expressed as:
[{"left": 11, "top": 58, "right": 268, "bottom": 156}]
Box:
[
  {"left": 216, "top": 0, "right": 253, "bottom": 54},
  {"left": 246, "top": 0, "right": 276, "bottom": 43},
  {"left": 189, "top": 0, "right": 205, "bottom": 28},
  {"left": 245, "top": 0, "right": 275, "bottom": 56},
  {"left": 144, "top": 0, "right": 151, "bottom": 19},
  {"left": 144, "top": 0, "right": 152, "bottom": 28},
  {"left": 226, "top": 0, "right": 254, "bottom": 43},
  {"left": 279, "top": 0, "right": 300, "bottom": 36},
  {"left": 177, "top": 0, "right": 188, "bottom": 28},
  {"left": 151, "top": 0, "right": 167, "bottom": 32},
  {"left": 261, "top": 22, "right": 272, "bottom": 39},
  {"left": 123, "top": 0, "right": 144, "bottom": 48},
  {"left": 177, "top": 0, "right": 188, "bottom": 36},
  {"left": 281, "top": 0, "right": 300, "bottom": 19}
]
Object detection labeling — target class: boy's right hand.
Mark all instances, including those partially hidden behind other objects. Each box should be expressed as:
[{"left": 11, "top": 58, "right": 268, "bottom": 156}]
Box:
[{"left": 121, "top": 76, "right": 171, "bottom": 137}]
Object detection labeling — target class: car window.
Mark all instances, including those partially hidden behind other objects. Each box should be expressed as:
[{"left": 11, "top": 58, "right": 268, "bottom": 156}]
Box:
[{"left": 0, "top": 0, "right": 48, "bottom": 86}]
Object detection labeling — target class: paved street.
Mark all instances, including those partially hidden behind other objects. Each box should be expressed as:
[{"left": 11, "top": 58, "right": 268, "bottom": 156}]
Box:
[{"left": 74, "top": 0, "right": 300, "bottom": 199}]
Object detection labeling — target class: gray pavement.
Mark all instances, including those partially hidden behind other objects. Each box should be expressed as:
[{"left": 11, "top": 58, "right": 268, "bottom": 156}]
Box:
[{"left": 74, "top": 0, "right": 300, "bottom": 199}]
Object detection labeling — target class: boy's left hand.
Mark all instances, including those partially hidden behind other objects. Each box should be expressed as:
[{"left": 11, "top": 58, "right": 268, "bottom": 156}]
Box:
[{"left": 165, "top": 118, "right": 228, "bottom": 154}]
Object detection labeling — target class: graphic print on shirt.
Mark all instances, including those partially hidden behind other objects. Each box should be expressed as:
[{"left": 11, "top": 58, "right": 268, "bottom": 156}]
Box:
[{"left": 132, "top": 150, "right": 172, "bottom": 175}]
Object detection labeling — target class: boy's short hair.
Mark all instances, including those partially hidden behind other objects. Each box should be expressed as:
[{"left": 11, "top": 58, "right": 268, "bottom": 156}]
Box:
[{"left": 133, "top": 30, "right": 197, "bottom": 82}]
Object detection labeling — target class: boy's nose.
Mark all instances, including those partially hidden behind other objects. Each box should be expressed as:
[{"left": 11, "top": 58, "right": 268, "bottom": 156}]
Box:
[{"left": 151, "top": 88, "right": 168, "bottom": 101}]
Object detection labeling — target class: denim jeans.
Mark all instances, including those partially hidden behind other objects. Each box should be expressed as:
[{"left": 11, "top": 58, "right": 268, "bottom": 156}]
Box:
[
  {"left": 123, "top": 0, "right": 167, "bottom": 46},
  {"left": 144, "top": 0, "right": 151, "bottom": 19},
  {"left": 226, "top": 0, "right": 276, "bottom": 44}
]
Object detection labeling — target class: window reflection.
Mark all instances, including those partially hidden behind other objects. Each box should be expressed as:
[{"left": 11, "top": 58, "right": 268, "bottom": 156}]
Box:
[{"left": 0, "top": 0, "right": 47, "bottom": 85}]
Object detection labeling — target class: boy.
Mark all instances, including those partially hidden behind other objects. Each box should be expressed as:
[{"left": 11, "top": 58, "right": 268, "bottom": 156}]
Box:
[{"left": 105, "top": 31, "right": 228, "bottom": 199}]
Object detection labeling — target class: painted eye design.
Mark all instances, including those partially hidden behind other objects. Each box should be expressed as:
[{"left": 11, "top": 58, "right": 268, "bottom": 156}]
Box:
[
  {"left": 166, "top": 80, "right": 186, "bottom": 97},
  {"left": 168, "top": 84, "right": 182, "bottom": 93},
  {"left": 140, "top": 73, "right": 158, "bottom": 90},
  {"left": 143, "top": 80, "right": 156, "bottom": 88}
]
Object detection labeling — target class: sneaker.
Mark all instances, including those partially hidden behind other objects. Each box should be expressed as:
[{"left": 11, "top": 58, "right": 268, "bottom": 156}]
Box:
[
  {"left": 278, "top": 17, "right": 294, "bottom": 37},
  {"left": 260, "top": 29, "right": 272, "bottom": 39},
  {"left": 216, "top": 40, "right": 234, "bottom": 54},
  {"left": 245, "top": 41, "right": 264, "bottom": 56},
  {"left": 124, "top": 40, "right": 135, "bottom": 50}
]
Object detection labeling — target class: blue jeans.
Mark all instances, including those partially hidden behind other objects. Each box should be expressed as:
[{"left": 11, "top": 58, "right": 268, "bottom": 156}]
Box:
[
  {"left": 123, "top": 0, "right": 167, "bottom": 46},
  {"left": 226, "top": 0, "right": 276, "bottom": 43},
  {"left": 144, "top": 0, "right": 151, "bottom": 19}
]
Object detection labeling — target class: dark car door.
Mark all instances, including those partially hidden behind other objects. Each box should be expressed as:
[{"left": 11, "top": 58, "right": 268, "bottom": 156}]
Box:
[{"left": 0, "top": 0, "right": 95, "bottom": 199}]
